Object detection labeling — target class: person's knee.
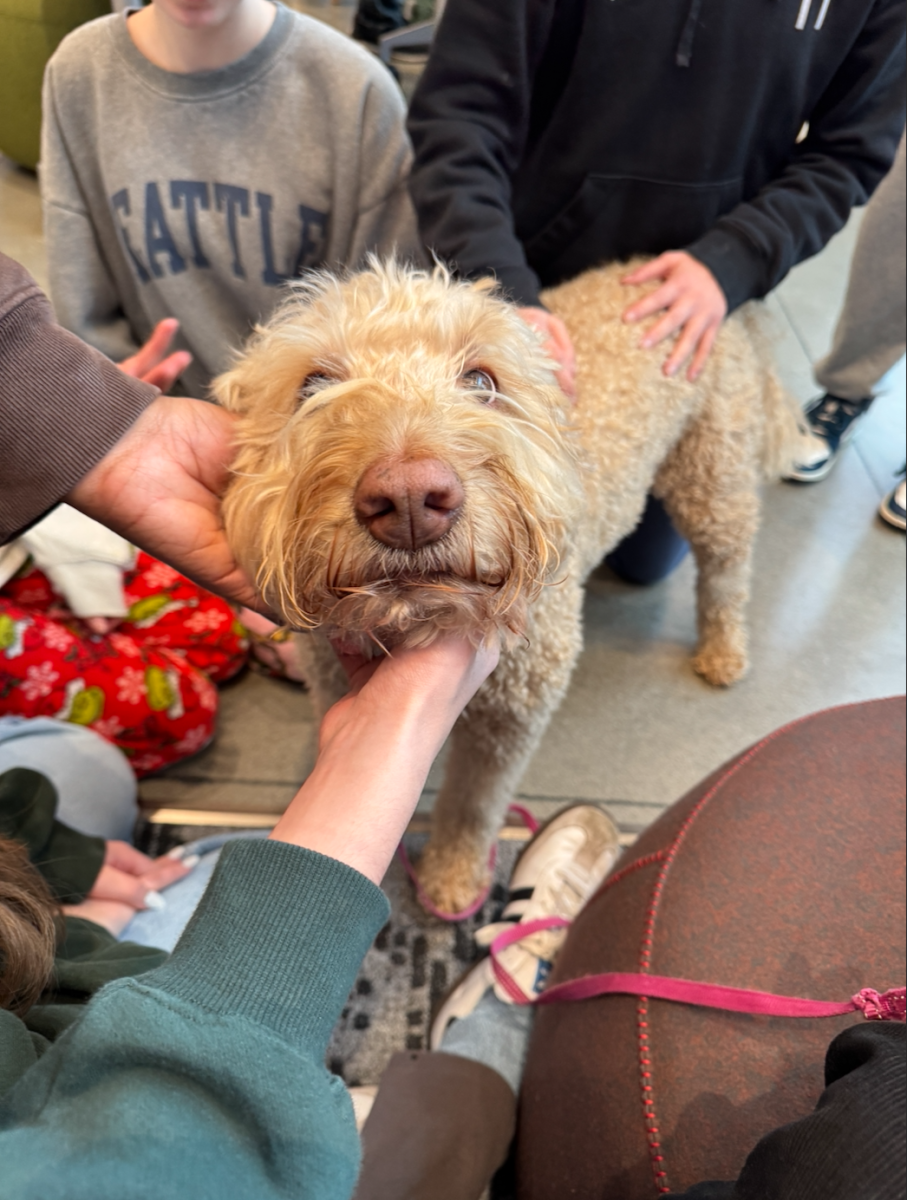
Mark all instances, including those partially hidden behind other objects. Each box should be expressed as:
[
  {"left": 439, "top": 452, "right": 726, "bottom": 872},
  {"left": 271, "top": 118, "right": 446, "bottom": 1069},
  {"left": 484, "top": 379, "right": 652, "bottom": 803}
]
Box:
[{"left": 0, "top": 717, "right": 137, "bottom": 840}]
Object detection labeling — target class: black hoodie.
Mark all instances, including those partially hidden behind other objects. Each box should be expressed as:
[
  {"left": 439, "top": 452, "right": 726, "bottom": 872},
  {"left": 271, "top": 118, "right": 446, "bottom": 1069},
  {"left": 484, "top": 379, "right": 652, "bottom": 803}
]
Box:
[{"left": 407, "top": 0, "right": 906, "bottom": 311}]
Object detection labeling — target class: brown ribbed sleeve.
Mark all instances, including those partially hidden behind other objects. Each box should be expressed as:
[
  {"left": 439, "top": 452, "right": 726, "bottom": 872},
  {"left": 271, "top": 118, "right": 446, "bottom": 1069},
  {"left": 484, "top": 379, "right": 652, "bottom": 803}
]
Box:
[{"left": 0, "top": 253, "right": 157, "bottom": 544}]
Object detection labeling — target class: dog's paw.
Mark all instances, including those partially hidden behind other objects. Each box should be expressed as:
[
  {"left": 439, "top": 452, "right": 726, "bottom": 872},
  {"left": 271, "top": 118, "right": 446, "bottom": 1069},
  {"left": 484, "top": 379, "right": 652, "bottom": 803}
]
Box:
[
  {"left": 692, "top": 643, "right": 749, "bottom": 687},
  {"left": 416, "top": 843, "right": 490, "bottom": 917}
]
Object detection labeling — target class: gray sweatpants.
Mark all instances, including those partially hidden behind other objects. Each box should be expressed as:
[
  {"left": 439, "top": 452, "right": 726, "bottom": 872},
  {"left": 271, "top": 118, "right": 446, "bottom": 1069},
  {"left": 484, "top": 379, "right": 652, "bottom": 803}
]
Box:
[{"left": 815, "top": 132, "right": 906, "bottom": 401}]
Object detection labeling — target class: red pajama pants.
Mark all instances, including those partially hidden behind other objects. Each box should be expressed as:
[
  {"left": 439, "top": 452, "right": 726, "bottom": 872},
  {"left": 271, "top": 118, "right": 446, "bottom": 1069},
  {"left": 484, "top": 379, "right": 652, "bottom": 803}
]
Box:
[{"left": 0, "top": 553, "right": 248, "bottom": 776}]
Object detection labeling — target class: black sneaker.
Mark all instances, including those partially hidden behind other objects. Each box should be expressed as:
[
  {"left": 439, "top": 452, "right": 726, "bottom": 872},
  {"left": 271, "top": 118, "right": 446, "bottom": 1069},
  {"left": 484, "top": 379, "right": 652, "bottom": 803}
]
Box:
[
  {"left": 785, "top": 393, "right": 873, "bottom": 483},
  {"left": 352, "top": 0, "right": 406, "bottom": 45},
  {"left": 880, "top": 472, "right": 907, "bottom": 531}
]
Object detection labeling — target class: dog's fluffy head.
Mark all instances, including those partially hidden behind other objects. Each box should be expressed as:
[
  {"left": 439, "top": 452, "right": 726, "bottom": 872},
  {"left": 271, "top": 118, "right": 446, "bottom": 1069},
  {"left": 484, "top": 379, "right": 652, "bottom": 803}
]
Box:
[{"left": 217, "top": 261, "right": 582, "bottom": 652}]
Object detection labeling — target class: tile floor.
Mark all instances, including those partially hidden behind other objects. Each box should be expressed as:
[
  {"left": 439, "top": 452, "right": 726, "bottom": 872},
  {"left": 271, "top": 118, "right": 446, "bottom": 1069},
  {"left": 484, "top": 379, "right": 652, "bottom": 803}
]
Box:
[{"left": 1, "top": 57, "right": 904, "bottom": 842}]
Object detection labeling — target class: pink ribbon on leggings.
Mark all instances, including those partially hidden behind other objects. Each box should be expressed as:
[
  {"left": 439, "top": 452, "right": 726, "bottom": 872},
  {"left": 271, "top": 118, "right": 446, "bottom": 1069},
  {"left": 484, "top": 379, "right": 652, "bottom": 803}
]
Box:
[{"left": 490, "top": 916, "right": 907, "bottom": 1022}]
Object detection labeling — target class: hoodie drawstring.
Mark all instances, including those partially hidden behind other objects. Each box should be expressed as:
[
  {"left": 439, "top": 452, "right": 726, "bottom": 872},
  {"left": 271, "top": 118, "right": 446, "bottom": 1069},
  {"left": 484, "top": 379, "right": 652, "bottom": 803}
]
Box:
[
  {"left": 678, "top": 0, "right": 831, "bottom": 69},
  {"left": 676, "top": 0, "right": 703, "bottom": 67}
]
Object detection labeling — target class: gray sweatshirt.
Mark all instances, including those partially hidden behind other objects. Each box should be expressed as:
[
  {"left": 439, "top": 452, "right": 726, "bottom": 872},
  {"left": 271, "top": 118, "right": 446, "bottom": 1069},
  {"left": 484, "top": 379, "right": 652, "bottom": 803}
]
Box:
[{"left": 41, "top": 5, "right": 420, "bottom": 398}]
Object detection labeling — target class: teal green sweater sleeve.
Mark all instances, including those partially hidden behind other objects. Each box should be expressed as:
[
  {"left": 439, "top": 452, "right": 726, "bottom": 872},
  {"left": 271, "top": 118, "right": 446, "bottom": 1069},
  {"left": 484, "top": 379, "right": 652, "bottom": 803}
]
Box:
[
  {"left": 0, "top": 838, "right": 390, "bottom": 1200},
  {"left": 1, "top": 920, "right": 167, "bottom": 1092}
]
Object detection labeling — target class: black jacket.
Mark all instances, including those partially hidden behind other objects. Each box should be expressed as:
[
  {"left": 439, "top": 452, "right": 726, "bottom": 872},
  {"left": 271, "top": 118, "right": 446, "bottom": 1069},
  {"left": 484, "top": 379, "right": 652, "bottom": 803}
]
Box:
[{"left": 407, "top": 0, "right": 906, "bottom": 311}]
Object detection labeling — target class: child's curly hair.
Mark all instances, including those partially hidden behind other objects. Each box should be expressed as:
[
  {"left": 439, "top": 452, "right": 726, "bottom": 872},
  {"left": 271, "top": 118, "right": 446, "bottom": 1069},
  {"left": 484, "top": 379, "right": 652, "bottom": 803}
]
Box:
[{"left": 0, "top": 837, "right": 58, "bottom": 1016}]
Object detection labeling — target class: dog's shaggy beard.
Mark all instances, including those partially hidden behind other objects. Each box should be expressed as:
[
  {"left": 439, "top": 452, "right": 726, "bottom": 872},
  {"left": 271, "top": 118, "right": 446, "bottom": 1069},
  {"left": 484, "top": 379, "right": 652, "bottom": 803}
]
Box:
[{"left": 228, "top": 455, "right": 564, "bottom": 654}]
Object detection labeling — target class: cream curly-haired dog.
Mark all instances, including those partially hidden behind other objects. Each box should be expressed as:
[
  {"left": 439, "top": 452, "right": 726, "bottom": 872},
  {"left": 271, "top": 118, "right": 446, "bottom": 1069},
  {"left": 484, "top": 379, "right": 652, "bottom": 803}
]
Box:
[{"left": 217, "top": 260, "right": 798, "bottom": 912}]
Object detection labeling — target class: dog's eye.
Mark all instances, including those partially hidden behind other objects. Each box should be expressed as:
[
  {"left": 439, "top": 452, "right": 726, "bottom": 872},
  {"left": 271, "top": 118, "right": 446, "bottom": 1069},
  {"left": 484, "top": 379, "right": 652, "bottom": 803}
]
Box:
[
  {"left": 297, "top": 372, "right": 336, "bottom": 405},
  {"left": 460, "top": 368, "right": 498, "bottom": 401},
  {"left": 299, "top": 372, "right": 335, "bottom": 397}
]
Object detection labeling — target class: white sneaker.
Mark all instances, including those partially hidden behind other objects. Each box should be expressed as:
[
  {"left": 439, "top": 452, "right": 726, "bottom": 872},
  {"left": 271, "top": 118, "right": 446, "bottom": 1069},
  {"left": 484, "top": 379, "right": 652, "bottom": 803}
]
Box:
[
  {"left": 784, "top": 393, "right": 872, "bottom": 483},
  {"left": 430, "top": 805, "right": 621, "bottom": 1048},
  {"left": 348, "top": 1085, "right": 378, "bottom": 1133}
]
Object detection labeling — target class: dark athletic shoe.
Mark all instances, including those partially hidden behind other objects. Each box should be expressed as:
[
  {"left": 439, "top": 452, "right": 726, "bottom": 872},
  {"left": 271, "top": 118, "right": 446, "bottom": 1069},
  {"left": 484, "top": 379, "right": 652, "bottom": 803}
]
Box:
[
  {"left": 785, "top": 393, "right": 873, "bottom": 483},
  {"left": 880, "top": 474, "right": 907, "bottom": 531}
]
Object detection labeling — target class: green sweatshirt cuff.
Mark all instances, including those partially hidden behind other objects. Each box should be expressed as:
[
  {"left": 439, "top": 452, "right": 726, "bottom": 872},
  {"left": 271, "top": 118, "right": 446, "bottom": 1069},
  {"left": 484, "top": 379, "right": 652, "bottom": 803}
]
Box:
[{"left": 147, "top": 839, "right": 390, "bottom": 1055}]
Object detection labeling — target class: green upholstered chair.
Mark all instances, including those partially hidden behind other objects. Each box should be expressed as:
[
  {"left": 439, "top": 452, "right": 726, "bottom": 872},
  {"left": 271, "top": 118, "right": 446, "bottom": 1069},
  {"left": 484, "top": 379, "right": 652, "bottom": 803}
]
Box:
[{"left": 0, "top": 0, "right": 109, "bottom": 170}]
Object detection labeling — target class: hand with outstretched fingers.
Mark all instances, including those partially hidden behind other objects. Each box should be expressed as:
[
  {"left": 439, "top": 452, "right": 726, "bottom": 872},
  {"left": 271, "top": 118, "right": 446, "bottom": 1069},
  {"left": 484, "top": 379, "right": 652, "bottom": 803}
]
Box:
[
  {"left": 87, "top": 839, "right": 192, "bottom": 910},
  {"left": 622, "top": 252, "right": 728, "bottom": 381},
  {"left": 119, "top": 319, "right": 193, "bottom": 393}
]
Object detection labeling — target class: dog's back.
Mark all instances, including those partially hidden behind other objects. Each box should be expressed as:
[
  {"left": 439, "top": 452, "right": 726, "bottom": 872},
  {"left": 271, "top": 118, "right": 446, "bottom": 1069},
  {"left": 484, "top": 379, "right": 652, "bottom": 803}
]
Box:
[{"left": 543, "top": 260, "right": 800, "bottom": 576}]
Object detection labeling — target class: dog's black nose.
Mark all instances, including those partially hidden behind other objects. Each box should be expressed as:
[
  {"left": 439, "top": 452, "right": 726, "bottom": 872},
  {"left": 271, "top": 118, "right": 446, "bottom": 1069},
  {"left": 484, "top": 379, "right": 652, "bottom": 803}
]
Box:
[{"left": 355, "top": 457, "right": 465, "bottom": 551}]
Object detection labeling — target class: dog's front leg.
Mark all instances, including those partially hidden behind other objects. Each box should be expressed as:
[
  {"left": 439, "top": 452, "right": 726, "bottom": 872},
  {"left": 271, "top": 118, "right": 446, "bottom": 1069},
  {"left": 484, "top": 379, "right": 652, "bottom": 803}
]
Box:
[
  {"left": 418, "top": 590, "right": 584, "bottom": 914},
  {"left": 418, "top": 702, "right": 545, "bottom": 914}
]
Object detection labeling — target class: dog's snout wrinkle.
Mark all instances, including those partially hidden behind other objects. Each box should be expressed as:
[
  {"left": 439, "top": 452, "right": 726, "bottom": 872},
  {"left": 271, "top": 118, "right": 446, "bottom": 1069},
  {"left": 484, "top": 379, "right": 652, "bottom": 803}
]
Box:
[{"left": 354, "top": 458, "right": 465, "bottom": 551}]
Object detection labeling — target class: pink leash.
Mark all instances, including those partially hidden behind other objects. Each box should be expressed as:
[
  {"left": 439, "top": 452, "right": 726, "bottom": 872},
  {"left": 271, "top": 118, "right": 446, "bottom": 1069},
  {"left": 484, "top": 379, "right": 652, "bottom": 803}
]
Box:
[
  {"left": 399, "top": 814, "right": 905, "bottom": 1022},
  {"left": 489, "top": 915, "right": 907, "bottom": 1022},
  {"left": 397, "top": 804, "right": 540, "bottom": 922}
]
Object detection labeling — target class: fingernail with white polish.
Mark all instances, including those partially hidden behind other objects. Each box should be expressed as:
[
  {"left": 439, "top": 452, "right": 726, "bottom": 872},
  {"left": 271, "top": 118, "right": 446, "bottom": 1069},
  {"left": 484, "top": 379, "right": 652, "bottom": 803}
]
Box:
[
  {"left": 181, "top": 854, "right": 200, "bottom": 870},
  {"left": 144, "top": 891, "right": 167, "bottom": 911},
  {"left": 166, "top": 846, "right": 186, "bottom": 860}
]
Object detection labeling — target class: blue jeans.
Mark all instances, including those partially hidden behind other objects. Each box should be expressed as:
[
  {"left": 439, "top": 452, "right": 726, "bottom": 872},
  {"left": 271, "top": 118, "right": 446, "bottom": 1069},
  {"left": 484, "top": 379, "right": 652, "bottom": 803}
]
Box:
[
  {"left": 605, "top": 494, "right": 690, "bottom": 585},
  {"left": 0, "top": 716, "right": 137, "bottom": 840},
  {"left": 119, "top": 831, "right": 270, "bottom": 952}
]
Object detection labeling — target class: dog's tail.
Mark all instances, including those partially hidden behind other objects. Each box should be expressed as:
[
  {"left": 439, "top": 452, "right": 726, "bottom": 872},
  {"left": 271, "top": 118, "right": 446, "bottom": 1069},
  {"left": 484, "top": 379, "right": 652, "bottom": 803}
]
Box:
[{"left": 739, "top": 304, "right": 804, "bottom": 480}]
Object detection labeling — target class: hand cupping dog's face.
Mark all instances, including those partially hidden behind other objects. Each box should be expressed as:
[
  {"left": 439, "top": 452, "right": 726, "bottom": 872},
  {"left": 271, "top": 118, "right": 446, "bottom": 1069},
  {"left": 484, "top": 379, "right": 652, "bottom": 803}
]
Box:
[{"left": 216, "top": 262, "right": 582, "bottom": 655}]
